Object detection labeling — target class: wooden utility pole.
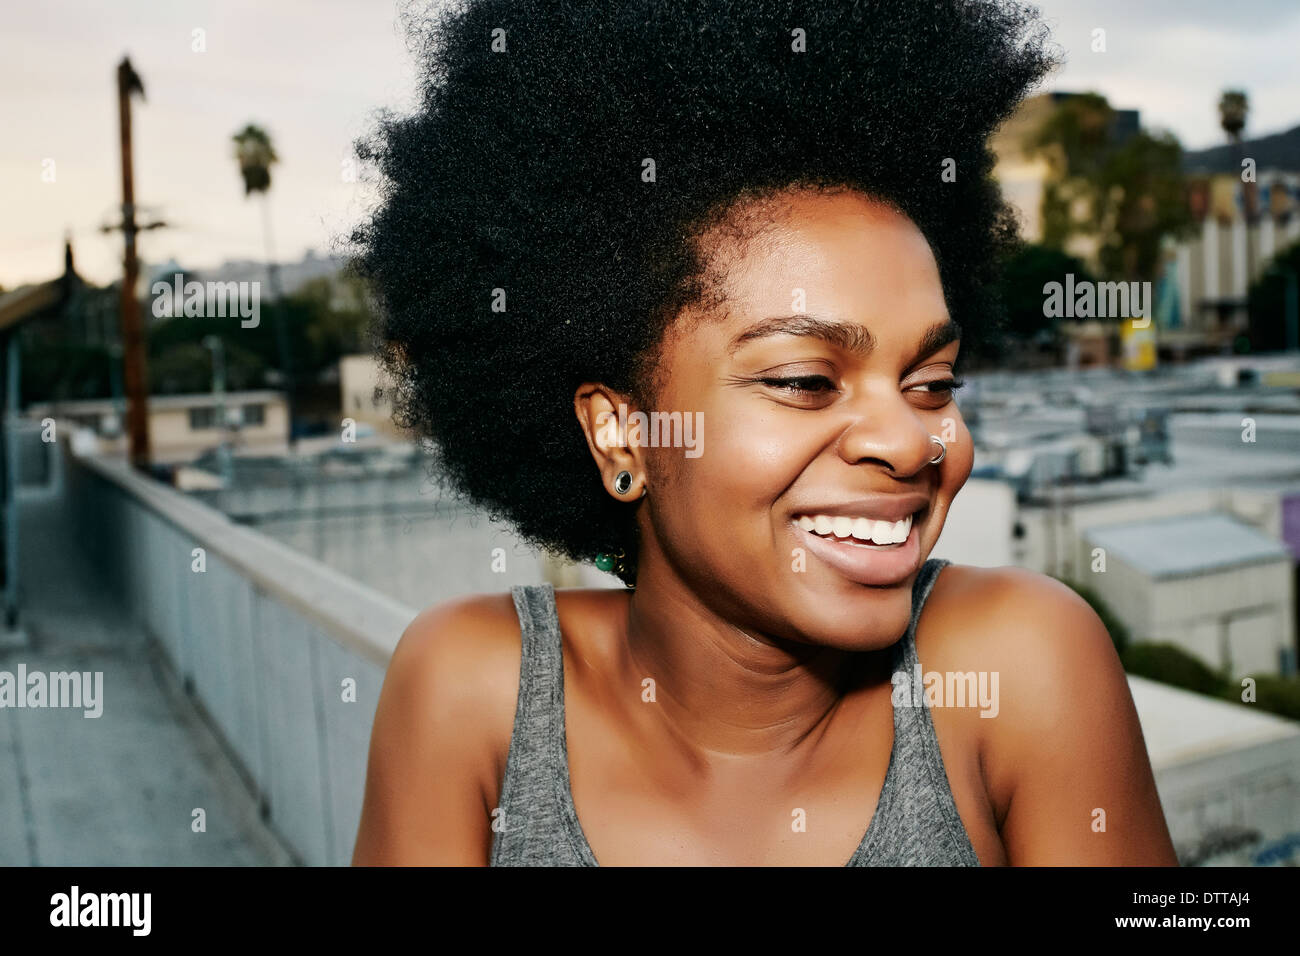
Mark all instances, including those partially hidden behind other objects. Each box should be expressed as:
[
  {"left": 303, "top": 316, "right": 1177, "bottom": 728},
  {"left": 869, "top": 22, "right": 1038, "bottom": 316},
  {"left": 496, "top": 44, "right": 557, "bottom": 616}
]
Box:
[{"left": 116, "top": 56, "right": 151, "bottom": 471}]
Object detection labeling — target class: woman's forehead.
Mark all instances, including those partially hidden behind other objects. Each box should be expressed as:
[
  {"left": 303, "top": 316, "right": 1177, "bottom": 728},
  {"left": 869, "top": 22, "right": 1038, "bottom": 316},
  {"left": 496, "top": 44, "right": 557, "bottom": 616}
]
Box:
[{"left": 690, "top": 192, "right": 948, "bottom": 337}]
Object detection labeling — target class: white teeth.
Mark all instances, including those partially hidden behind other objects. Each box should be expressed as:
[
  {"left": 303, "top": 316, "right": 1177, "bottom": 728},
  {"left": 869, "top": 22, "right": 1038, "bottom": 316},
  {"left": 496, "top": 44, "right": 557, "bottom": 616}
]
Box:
[{"left": 798, "top": 511, "right": 915, "bottom": 545}]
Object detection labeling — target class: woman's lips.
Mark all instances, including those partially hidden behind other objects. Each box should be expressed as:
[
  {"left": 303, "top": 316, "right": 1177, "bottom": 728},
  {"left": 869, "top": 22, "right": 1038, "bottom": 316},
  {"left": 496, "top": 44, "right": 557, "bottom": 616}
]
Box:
[{"left": 793, "top": 510, "right": 922, "bottom": 587}]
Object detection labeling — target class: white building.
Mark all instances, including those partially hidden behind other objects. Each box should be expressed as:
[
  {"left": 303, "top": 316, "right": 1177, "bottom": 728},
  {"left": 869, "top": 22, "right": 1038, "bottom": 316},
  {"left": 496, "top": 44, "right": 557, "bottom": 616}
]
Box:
[
  {"left": 1084, "top": 512, "right": 1294, "bottom": 675},
  {"left": 1131, "top": 675, "right": 1300, "bottom": 866},
  {"left": 25, "top": 390, "right": 290, "bottom": 465}
]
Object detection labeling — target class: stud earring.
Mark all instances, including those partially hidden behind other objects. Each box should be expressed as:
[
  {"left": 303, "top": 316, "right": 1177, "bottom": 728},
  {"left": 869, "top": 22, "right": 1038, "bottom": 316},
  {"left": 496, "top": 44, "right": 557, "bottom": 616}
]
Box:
[
  {"left": 613, "top": 470, "right": 633, "bottom": 495},
  {"left": 928, "top": 435, "right": 947, "bottom": 465}
]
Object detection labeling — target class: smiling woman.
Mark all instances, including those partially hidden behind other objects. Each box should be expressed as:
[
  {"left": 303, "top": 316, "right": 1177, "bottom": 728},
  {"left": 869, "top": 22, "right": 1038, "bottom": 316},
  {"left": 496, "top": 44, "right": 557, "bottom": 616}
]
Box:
[{"left": 348, "top": 0, "right": 1179, "bottom": 867}]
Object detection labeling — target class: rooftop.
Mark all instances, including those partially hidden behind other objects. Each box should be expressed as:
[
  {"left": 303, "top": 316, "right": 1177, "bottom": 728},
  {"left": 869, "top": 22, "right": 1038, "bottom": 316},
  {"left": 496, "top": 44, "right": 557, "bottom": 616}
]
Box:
[
  {"left": 26, "top": 390, "right": 286, "bottom": 414},
  {"left": 1128, "top": 675, "right": 1300, "bottom": 769},
  {"left": 1085, "top": 511, "right": 1291, "bottom": 578}
]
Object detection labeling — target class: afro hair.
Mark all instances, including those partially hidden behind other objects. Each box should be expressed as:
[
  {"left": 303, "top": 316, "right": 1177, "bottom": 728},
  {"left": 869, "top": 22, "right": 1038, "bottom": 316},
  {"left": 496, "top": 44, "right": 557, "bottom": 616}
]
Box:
[{"left": 350, "top": 0, "right": 1058, "bottom": 585}]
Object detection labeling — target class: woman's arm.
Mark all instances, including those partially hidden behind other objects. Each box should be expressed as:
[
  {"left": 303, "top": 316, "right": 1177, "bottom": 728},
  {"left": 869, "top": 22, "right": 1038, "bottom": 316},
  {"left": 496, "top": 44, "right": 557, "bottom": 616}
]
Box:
[
  {"left": 975, "top": 569, "right": 1180, "bottom": 865},
  {"left": 352, "top": 596, "right": 519, "bottom": 865}
]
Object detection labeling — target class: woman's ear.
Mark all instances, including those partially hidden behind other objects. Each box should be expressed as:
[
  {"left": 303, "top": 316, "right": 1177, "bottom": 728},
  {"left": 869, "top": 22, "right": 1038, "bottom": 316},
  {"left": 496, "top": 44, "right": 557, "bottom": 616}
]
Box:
[{"left": 574, "top": 383, "right": 648, "bottom": 500}]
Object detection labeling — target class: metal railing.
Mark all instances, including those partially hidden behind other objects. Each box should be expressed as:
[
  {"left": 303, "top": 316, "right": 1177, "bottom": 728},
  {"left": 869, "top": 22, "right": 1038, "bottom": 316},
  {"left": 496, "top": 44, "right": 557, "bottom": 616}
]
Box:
[{"left": 64, "top": 441, "right": 415, "bottom": 866}]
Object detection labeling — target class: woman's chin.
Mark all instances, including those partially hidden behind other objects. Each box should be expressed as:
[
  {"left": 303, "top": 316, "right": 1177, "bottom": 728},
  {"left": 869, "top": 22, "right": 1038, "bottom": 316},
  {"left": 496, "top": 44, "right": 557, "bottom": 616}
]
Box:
[{"left": 780, "top": 589, "right": 917, "bottom": 652}]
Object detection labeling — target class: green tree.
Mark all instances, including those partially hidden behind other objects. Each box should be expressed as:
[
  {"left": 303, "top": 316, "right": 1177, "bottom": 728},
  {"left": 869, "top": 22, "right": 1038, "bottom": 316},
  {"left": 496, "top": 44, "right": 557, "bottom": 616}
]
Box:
[
  {"left": 145, "top": 272, "right": 370, "bottom": 395},
  {"left": 1028, "top": 94, "right": 1192, "bottom": 284},
  {"left": 1094, "top": 130, "right": 1192, "bottom": 282},
  {"left": 19, "top": 344, "right": 112, "bottom": 403},
  {"left": 1029, "top": 93, "right": 1115, "bottom": 249},
  {"left": 1120, "top": 643, "right": 1226, "bottom": 696},
  {"left": 1246, "top": 239, "right": 1300, "bottom": 352},
  {"left": 148, "top": 337, "right": 264, "bottom": 395},
  {"left": 1221, "top": 674, "right": 1300, "bottom": 722},
  {"left": 999, "top": 243, "right": 1097, "bottom": 346},
  {"left": 290, "top": 275, "right": 371, "bottom": 369}
]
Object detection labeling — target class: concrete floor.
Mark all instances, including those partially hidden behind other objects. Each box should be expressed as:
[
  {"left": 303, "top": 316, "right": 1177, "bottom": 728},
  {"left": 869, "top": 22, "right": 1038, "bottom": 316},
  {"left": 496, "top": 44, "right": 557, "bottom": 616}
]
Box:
[{"left": 0, "top": 489, "right": 295, "bottom": 866}]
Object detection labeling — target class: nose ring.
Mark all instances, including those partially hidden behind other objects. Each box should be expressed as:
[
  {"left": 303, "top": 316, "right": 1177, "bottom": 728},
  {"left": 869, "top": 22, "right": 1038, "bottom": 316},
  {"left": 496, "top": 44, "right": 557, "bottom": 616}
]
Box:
[{"left": 928, "top": 435, "right": 946, "bottom": 465}]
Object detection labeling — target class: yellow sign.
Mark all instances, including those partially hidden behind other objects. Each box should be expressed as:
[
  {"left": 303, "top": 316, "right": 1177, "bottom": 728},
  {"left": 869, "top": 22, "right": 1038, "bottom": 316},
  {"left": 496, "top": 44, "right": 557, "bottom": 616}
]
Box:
[{"left": 1120, "top": 318, "right": 1156, "bottom": 370}]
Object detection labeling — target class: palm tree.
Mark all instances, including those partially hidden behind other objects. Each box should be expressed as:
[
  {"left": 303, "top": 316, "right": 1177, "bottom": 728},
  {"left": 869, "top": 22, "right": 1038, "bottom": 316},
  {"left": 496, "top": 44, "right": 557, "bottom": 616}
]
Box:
[
  {"left": 1218, "top": 90, "right": 1255, "bottom": 318},
  {"left": 1218, "top": 90, "right": 1249, "bottom": 144},
  {"left": 232, "top": 123, "right": 294, "bottom": 442},
  {"left": 232, "top": 124, "right": 281, "bottom": 289}
]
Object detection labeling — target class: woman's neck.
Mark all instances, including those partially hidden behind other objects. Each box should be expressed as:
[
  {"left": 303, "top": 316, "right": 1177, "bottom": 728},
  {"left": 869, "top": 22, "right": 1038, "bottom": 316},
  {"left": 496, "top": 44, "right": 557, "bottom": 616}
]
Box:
[{"left": 613, "top": 557, "right": 888, "bottom": 766}]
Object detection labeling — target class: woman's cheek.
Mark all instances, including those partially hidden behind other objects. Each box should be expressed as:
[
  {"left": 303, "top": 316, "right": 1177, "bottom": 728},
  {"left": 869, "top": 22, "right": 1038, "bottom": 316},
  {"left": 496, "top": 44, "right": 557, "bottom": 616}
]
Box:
[
  {"left": 716, "top": 411, "right": 813, "bottom": 494},
  {"left": 951, "top": 418, "right": 972, "bottom": 481},
  {"left": 946, "top": 416, "right": 975, "bottom": 491}
]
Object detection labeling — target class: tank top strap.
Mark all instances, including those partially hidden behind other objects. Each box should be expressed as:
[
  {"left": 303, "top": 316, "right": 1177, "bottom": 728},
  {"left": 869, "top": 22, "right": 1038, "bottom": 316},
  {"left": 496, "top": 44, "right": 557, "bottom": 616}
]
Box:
[
  {"left": 868, "top": 557, "right": 981, "bottom": 865},
  {"left": 491, "top": 583, "right": 592, "bottom": 865},
  {"left": 507, "top": 583, "right": 565, "bottom": 735}
]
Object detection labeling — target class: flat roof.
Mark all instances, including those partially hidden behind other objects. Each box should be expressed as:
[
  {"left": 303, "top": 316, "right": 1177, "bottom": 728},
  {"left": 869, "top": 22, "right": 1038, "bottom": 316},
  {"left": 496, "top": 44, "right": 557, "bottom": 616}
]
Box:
[
  {"left": 1127, "top": 675, "right": 1300, "bottom": 768},
  {"left": 1085, "top": 511, "right": 1290, "bottom": 578},
  {"left": 26, "top": 391, "right": 286, "bottom": 414}
]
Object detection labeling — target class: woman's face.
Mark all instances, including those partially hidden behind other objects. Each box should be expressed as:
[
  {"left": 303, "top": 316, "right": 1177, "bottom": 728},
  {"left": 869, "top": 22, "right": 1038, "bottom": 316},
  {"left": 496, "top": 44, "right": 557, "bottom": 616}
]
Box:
[{"left": 632, "top": 188, "right": 973, "bottom": 650}]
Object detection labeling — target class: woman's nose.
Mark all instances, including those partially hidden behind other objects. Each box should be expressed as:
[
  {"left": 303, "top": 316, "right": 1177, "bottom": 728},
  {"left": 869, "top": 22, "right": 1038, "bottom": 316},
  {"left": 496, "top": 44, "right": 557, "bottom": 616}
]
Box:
[{"left": 834, "top": 394, "right": 938, "bottom": 476}]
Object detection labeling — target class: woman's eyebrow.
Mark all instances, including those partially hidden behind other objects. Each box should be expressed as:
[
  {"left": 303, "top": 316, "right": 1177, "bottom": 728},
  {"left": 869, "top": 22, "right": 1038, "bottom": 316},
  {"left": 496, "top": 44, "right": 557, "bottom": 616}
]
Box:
[{"left": 729, "top": 314, "right": 961, "bottom": 367}]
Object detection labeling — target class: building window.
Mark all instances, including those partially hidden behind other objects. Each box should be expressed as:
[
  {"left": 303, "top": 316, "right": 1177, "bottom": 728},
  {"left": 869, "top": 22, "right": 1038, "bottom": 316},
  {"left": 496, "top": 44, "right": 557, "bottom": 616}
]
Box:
[
  {"left": 242, "top": 403, "right": 265, "bottom": 426},
  {"left": 189, "top": 407, "right": 217, "bottom": 430}
]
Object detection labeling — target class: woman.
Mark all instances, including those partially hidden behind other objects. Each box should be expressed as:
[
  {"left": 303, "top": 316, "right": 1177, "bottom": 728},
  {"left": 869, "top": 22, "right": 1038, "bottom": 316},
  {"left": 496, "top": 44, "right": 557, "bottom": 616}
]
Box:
[{"left": 350, "top": 0, "right": 1179, "bottom": 865}]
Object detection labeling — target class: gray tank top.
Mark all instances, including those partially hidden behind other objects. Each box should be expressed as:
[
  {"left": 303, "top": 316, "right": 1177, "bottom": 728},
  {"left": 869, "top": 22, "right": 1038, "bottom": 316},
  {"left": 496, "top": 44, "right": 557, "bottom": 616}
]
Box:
[{"left": 490, "top": 557, "right": 980, "bottom": 866}]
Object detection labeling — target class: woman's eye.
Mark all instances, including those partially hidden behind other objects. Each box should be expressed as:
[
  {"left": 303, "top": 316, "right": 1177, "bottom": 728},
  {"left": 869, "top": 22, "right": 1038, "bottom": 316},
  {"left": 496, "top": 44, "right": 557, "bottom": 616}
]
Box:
[
  {"left": 906, "top": 377, "right": 965, "bottom": 406},
  {"left": 748, "top": 374, "right": 963, "bottom": 403},
  {"left": 909, "top": 377, "right": 965, "bottom": 395},
  {"left": 758, "top": 375, "right": 837, "bottom": 394}
]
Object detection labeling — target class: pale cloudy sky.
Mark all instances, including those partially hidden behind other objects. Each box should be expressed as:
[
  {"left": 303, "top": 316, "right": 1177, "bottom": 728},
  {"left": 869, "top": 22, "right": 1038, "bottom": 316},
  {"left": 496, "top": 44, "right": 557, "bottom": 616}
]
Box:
[{"left": 2, "top": 0, "right": 1298, "bottom": 288}]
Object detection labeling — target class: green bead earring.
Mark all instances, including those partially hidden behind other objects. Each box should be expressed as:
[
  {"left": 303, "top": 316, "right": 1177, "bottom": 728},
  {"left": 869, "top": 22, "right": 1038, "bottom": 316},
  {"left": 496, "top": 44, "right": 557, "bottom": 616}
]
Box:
[{"left": 594, "top": 549, "right": 628, "bottom": 577}]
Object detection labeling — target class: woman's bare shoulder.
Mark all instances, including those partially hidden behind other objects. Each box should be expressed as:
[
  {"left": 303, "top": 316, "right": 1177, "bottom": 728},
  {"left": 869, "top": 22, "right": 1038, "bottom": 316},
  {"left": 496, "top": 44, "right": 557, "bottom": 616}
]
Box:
[
  {"left": 386, "top": 589, "right": 556, "bottom": 762},
  {"left": 381, "top": 587, "right": 623, "bottom": 796},
  {"left": 924, "top": 563, "right": 1175, "bottom": 863},
  {"left": 927, "top": 562, "right": 1121, "bottom": 666},
  {"left": 353, "top": 591, "right": 526, "bottom": 864},
  {"left": 355, "top": 585, "right": 623, "bottom": 864},
  {"left": 923, "top": 562, "right": 1127, "bottom": 719},
  {"left": 390, "top": 586, "right": 625, "bottom": 690},
  {"left": 385, "top": 592, "right": 526, "bottom": 728}
]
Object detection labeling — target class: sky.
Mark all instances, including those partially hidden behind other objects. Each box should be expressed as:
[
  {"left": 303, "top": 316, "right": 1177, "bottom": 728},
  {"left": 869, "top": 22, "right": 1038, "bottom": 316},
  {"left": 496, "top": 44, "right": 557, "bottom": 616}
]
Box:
[{"left": 2, "top": 0, "right": 1298, "bottom": 289}]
